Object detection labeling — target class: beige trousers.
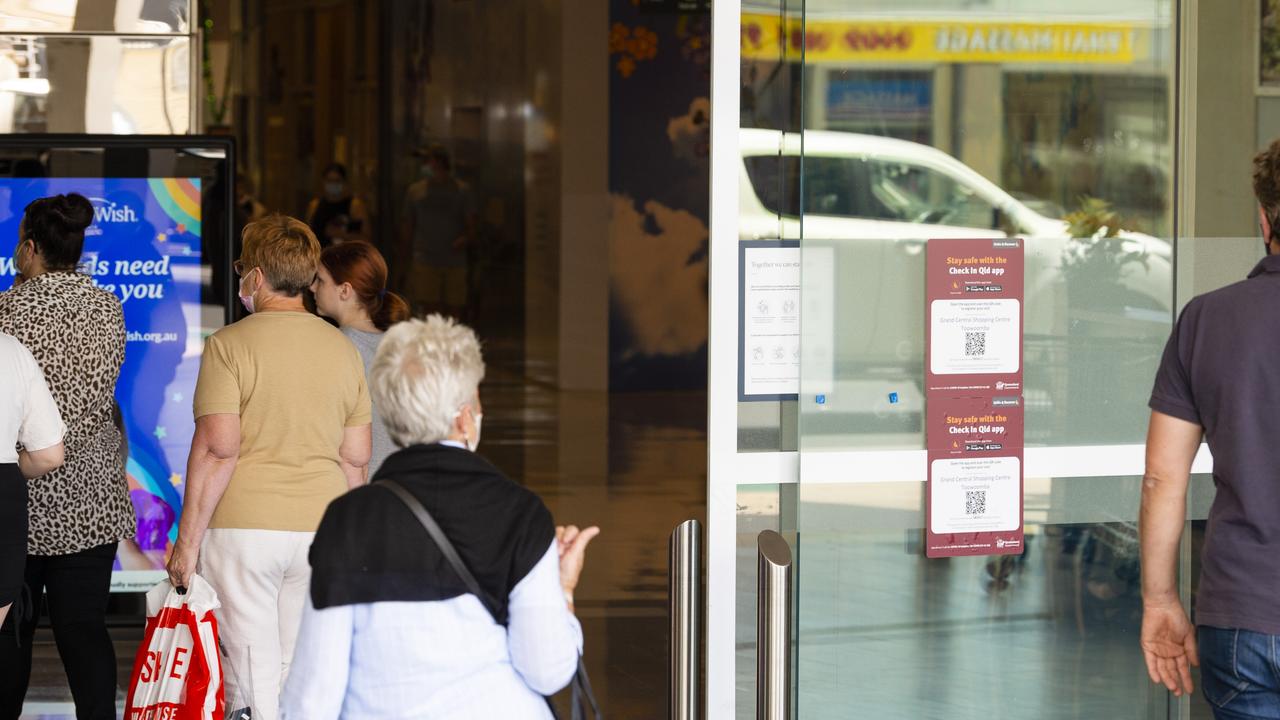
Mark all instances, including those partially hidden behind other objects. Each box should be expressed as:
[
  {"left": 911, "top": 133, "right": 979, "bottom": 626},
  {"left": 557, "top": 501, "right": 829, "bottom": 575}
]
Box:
[{"left": 199, "top": 528, "right": 314, "bottom": 720}]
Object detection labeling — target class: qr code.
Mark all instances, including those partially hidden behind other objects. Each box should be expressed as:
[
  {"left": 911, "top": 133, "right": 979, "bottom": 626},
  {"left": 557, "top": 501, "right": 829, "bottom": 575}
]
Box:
[
  {"left": 964, "top": 331, "right": 986, "bottom": 357},
  {"left": 965, "top": 490, "right": 986, "bottom": 516}
]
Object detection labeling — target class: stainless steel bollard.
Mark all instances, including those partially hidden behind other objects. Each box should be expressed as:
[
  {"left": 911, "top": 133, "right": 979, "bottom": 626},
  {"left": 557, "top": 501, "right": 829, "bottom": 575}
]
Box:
[
  {"left": 669, "top": 519, "right": 702, "bottom": 720},
  {"left": 757, "top": 530, "right": 793, "bottom": 720}
]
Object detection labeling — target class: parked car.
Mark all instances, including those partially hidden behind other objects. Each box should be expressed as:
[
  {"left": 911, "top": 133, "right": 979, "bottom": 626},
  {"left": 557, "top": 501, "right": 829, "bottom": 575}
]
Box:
[{"left": 739, "top": 128, "right": 1172, "bottom": 443}]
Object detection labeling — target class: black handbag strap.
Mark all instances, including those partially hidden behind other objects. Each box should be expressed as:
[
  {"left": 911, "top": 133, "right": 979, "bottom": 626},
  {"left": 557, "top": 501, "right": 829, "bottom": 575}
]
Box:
[
  {"left": 377, "top": 478, "right": 503, "bottom": 618},
  {"left": 376, "top": 479, "right": 602, "bottom": 720}
]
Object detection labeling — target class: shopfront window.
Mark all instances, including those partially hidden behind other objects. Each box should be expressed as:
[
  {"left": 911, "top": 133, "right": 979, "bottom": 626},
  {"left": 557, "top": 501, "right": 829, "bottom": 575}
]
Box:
[{"left": 785, "top": 1, "right": 1185, "bottom": 718}]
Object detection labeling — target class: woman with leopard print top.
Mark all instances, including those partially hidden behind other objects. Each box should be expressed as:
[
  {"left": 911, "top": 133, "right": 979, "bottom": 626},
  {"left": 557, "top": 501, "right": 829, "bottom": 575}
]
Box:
[{"left": 0, "top": 193, "right": 130, "bottom": 720}]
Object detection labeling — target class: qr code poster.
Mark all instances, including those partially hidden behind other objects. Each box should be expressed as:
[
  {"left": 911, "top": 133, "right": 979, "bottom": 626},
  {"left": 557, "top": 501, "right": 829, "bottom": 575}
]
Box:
[
  {"left": 929, "top": 298, "right": 1020, "bottom": 376},
  {"left": 925, "top": 238, "right": 1023, "bottom": 396},
  {"left": 925, "top": 394, "right": 1024, "bottom": 557},
  {"left": 928, "top": 457, "right": 1021, "bottom": 536}
]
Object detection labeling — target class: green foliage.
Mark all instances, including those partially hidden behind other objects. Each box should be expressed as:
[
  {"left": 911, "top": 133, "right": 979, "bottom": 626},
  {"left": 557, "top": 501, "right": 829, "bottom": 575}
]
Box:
[
  {"left": 1060, "top": 196, "right": 1149, "bottom": 289},
  {"left": 1064, "top": 196, "right": 1125, "bottom": 240}
]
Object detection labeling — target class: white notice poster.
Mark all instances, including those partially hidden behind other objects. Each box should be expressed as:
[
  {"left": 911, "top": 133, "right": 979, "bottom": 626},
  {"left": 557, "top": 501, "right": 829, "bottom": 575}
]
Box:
[
  {"left": 929, "top": 456, "right": 1021, "bottom": 534},
  {"left": 741, "top": 246, "right": 800, "bottom": 398},
  {"left": 929, "top": 298, "right": 1020, "bottom": 375}
]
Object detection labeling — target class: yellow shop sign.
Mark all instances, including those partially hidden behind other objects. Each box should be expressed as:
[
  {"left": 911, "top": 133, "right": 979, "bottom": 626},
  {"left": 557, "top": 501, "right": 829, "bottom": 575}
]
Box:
[{"left": 741, "top": 15, "right": 1147, "bottom": 65}]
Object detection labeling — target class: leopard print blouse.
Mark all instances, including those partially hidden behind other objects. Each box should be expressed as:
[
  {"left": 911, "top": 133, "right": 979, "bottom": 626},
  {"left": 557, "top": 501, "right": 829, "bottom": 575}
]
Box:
[{"left": 0, "top": 272, "right": 134, "bottom": 556}]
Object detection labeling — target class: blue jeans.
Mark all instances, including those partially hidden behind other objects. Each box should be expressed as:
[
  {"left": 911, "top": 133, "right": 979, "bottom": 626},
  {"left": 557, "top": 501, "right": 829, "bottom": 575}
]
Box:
[{"left": 1200, "top": 626, "right": 1280, "bottom": 719}]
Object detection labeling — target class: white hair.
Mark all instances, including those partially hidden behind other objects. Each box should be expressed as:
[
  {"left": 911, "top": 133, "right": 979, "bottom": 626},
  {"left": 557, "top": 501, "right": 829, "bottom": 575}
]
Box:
[{"left": 371, "top": 314, "right": 485, "bottom": 447}]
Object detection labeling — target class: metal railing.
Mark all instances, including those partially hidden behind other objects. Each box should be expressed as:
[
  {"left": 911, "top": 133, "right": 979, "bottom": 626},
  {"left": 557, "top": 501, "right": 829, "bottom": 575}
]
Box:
[
  {"left": 669, "top": 519, "right": 702, "bottom": 720},
  {"left": 757, "top": 530, "right": 793, "bottom": 720}
]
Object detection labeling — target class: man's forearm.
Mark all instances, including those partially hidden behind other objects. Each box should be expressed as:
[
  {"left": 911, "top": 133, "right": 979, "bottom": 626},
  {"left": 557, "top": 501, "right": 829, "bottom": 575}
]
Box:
[
  {"left": 1140, "top": 475, "right": 1187, "bottom": 603},
  {"left": 176, "top": 449, "right": 237, "bottom": 550}
]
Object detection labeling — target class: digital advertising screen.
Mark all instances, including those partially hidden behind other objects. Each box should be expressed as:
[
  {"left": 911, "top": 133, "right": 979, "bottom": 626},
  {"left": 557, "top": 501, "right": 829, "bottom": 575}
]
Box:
[{"left": 0, "top": 138, "right": 232, "bottom": 592}]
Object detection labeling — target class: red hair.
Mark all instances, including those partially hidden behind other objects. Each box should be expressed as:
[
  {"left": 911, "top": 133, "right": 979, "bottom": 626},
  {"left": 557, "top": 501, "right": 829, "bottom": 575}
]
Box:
[{"left": 319, "top": 241, "right": 411, "bottom": 331}]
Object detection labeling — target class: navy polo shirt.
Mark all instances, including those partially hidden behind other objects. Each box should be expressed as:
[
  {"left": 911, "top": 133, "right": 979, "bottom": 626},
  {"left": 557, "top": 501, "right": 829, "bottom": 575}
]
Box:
[{"left": 1150, "top": 253, "right": 1280, "bottom": 634}]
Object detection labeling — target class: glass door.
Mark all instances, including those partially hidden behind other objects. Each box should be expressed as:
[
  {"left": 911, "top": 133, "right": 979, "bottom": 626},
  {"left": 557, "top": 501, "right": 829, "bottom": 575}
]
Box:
[{"left": 792, "top": 1, "right": 1186, "bottom": 717}]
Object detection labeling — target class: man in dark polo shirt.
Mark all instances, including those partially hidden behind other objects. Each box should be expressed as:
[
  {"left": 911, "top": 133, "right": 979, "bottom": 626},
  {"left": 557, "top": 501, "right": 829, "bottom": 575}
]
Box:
[{"left": 1141, "top": 138, "right": 1280, "bottom": 717}]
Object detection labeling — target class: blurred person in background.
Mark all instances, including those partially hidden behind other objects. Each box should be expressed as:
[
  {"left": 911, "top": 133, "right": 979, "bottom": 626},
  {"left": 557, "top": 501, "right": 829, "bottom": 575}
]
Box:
[
  {"left": 305, "top": 163, "right": 370, "bottom": 248},
  {"left": 312, "top": 241, "right": 411, "bottom": 477},
  {"left": 281, "top": 315, "right": 598, "bottom": 719},
  {"left": 166, "top": 215, "right": 372, "bottom": 720},
  {"left": 0, "top": 193, "right": 130, "bottom": 720},
  {"left": 398, "top": 145, "right": 477, "bottom": 318}
]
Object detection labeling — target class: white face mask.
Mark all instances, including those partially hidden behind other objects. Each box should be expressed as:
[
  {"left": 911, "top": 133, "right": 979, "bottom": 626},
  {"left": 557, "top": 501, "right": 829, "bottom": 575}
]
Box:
[
  {"left": 238, "top": 268, "right": 258, "bottom": 314},
  {"left": 467, "top": 414, "right": 483, "bottom": 452},
  {"left": 14, "top": 239, "right": 31, "bottom": 276}
]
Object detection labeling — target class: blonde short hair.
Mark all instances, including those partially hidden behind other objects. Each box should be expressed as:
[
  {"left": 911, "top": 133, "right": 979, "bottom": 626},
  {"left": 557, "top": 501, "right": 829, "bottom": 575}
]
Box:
[
  {"left": 239, "top": 214, "right": 320, "bottom": 296},
  {"left": 372, "top": 315, "right": 485, "bottom": 447}
]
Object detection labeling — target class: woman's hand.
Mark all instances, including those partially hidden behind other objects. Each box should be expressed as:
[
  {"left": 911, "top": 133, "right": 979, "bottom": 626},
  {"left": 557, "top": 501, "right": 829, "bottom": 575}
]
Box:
[
  {"left": 556, "top": 524, "right": 600, "bottom": 604},
  {"left": 166, "top": 539, "right": 199, "bottom": 592}
]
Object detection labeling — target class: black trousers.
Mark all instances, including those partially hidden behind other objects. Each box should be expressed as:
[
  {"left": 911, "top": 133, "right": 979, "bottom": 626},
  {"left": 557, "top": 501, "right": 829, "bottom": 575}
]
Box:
[{"left": 0, "top": 542, "right": 119, "bottom": 720}]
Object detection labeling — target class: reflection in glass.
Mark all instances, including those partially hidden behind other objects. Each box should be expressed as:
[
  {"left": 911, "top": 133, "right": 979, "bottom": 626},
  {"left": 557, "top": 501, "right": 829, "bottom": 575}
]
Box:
[
  {"left": 792, "top": 1, "right": 1176, "bottom": 449},
  {"left": 792, "top": 0, "right": 1179, "bottom": 717},
  {"left": 737, "top": 0, "right": 804, "bottom": 453},
  {"left": 0, "top": 35, "right": 190, "bottom": 134},
  {"left": 0, "top": 1, "right": 190, "bottom": 34},
  {"left": 794, "top": 479, "right": 1168, "bottom": 719}
]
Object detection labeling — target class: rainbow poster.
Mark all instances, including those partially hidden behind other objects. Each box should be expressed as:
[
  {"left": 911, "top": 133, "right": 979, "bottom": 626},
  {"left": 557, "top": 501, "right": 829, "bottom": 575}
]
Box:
[{"left": 0, "top": 177, "right": 206, "bottom": 589}]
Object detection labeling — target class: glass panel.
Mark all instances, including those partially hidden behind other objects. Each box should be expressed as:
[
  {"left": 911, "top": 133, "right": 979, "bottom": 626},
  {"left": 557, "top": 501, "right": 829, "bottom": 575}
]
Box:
[
  {"left": 795, "top": 477, "right": 1168, "bottom": 719},
  {"left": 798, "top": 234, "right": 1172, "bottom": 451},
  {"left": 0, "top": 1, "right": 191, "bottom": 33},
  {"left": 794, "top": 0, "right": 1178, "bottom": 718},
  {"left": 0, "top": 35, "right": 191, "bottom": 133},
  {"left": 739, "top": 0, "right": 804, "bottom": 453},
  {"left": 738, "top": 0, "right": 805, "bottom": 714}
]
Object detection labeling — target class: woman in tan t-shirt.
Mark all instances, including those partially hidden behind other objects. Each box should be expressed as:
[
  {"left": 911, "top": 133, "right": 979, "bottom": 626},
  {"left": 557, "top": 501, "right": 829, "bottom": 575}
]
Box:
[{"left": 166, "top": 215, "right": 372, "bottom": 720}]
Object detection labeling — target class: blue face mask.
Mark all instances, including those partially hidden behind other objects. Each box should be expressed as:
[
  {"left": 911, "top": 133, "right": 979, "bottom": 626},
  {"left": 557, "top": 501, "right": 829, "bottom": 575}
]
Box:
[
  {"left": 325, "top": 182, "right": 344, "bottom": 198},
  {"left": 420, "top": 164, "right": 436, "bottom": 180}
]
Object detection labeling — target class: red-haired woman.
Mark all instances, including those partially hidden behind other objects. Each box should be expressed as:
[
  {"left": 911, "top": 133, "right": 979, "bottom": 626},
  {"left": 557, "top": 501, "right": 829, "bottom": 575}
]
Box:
[{"left": 312, "top": 242, "right": 411, "bottom": 476}]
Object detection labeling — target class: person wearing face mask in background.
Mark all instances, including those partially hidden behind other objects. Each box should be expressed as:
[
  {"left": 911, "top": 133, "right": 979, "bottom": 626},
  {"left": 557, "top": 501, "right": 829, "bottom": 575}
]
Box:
[
  {"left": 305, "top": 163, "right": 371, "bottom": 248},
  {"left": 281, "top": 314, "right": 599, "bottom": 719},
  {"left": 397, "top": 145, "right": 478, "bottom": 319},
  {"left": 311, "top": 241, "right": 412, "bottom": 477},
  {"left": 167, "top": 215, "right": 372, "bottom": 720}
]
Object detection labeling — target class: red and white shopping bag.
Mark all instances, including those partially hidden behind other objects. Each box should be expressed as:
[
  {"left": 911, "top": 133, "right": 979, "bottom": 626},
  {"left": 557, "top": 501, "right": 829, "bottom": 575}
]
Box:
[{"left": 125, "top": 575, "right": 225, "bottom": 720}]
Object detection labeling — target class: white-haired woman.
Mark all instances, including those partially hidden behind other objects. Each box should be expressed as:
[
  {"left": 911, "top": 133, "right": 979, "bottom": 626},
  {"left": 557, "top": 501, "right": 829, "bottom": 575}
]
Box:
[{"left": 281, "top": 315, "right": 598, "bottom": 719}]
